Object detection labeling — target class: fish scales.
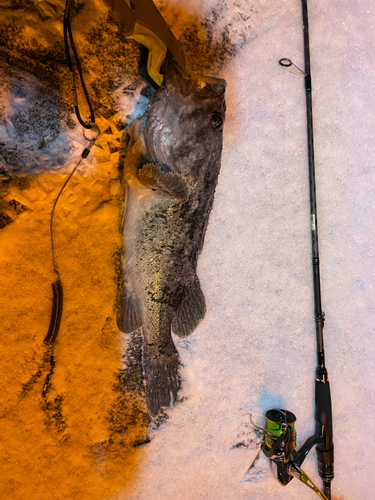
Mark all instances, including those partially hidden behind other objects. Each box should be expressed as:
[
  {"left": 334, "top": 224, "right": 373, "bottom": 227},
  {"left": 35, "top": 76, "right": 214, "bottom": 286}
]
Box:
[{"left": 119, "top": 59, "right": 226, "bottom": 416}]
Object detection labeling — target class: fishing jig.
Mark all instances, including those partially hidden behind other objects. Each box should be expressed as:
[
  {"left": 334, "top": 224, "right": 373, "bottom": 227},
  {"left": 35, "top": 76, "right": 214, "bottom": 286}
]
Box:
[{"left": 255, "top": 0, "right": 334, "bottom": 498}]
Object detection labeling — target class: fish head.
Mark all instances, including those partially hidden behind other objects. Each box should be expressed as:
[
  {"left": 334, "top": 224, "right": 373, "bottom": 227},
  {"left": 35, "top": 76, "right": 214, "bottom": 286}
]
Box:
[{"left": 144, "top": 58, "right": 226, "bottom": 178}]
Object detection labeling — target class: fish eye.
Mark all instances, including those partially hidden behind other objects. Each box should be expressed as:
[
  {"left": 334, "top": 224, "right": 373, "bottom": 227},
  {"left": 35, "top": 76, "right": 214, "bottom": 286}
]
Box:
[{"left": 211, "top": 112, "right": 223, "bottom": 129}]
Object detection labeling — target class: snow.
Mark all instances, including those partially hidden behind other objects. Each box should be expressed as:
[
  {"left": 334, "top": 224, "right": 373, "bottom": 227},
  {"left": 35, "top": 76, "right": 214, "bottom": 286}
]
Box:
[{"left": 0, "top": 0, "right": 374, "bottom": 499}]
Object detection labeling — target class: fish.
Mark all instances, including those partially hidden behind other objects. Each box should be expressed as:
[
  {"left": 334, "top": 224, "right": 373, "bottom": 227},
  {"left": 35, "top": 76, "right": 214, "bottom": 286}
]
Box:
[{"left": 117, "top": 58, "right": 226, "bottom": 417}]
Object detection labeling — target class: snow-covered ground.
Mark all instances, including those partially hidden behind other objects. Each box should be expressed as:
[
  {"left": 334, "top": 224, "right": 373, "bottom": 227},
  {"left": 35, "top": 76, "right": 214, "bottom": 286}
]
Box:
[
  {"left": 1, "top": 1, "right": 373, "bottom": 499},
  {"left": 123, "top": 1, "right": 374, "bottom": 499}
]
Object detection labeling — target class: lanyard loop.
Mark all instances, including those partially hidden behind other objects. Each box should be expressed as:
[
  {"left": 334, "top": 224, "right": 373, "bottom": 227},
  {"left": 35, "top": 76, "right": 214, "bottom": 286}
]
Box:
[{"left": 63, "top": 0, "right": 95, "bottom": 129}]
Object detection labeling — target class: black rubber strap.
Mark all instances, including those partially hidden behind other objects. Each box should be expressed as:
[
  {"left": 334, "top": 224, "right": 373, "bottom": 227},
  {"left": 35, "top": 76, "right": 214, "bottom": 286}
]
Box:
[
  {"left": 64, "top": 0, "right": 95, "bottom": 128},
  {"left": 44, "top": 279, "right": 63, "bottom": 346}
]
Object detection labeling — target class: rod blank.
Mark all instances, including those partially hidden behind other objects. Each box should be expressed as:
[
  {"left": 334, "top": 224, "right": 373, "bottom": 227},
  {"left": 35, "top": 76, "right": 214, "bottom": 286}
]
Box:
[{"left": 301, "top": 0, "right": 334, "bottom": 496}]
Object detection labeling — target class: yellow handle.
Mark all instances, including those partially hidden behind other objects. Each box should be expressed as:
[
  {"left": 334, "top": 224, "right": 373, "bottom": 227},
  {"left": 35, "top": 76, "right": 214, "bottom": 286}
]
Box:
[
  {"left": 289, "top": 466, "right": 329, "bottom": 500},
  {"left": 127, "top": 23, "right": 167, "bottom": 86}
]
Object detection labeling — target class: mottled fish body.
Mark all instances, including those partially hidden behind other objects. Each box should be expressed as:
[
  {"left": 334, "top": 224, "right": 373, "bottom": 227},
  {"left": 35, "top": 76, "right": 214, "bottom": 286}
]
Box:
[{"left": 118, "top": 59, "right": 226, "bottom": 416}]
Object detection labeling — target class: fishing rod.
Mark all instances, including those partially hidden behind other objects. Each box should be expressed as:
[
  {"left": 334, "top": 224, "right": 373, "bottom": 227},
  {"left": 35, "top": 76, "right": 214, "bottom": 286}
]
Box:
[{"left": 256, "top": 0, "right": 334, "bottom": 498}]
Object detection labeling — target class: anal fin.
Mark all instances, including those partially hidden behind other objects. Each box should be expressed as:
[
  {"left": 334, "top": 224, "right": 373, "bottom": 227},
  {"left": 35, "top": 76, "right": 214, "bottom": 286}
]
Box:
[
  {"left": 172, "top": 275, "right": 206, "bottom": 338},
  {"left": 138, "top": 163, "right": 189, "bottom": 200},
  {"left": 117, "top": 286, "right": 142, "bottom": 333}
]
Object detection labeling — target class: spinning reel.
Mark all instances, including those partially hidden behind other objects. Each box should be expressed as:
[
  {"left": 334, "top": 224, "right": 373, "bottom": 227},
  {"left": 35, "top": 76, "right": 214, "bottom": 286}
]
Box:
[{"left": 257, "top": 408, "right": 333, "bottom": 500}]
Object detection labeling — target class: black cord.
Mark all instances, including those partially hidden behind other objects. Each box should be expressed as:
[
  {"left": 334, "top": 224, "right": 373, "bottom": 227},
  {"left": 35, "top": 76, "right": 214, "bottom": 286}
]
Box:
[
  {"left": 50, "top": 156, "right": 84, "bottom": 276},
  {"left": 64, "top": 0, "right": 95, "bottom": 128}
]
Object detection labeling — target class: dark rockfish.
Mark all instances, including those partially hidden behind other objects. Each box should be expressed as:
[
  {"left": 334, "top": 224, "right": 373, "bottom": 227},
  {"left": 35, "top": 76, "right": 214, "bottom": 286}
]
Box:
[{"left": 118, "top": 59, "right": 226, "bottom": 416}]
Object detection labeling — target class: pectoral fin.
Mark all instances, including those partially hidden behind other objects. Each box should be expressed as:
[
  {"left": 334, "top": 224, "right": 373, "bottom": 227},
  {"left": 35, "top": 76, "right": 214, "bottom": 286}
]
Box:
[
  {"left": 138, "top": 163, "right": 189, "bottom": 200},
  {"left": 172, "top": 275, "right": 206, "bottom": 338},
  {"left": 117, "top": 286, "right": 143, "bottom": 333}
]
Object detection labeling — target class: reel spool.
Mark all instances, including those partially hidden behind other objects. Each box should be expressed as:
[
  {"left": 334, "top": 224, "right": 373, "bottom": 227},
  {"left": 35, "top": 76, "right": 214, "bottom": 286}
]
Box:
[{"left": 263, "top": 409, "right": 297, "bottom": 485}]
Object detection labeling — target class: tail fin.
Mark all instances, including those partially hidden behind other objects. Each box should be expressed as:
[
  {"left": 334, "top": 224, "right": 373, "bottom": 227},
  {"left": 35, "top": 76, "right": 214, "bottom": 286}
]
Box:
[{"left": 143, "top": 344, "right": 180, "bottom": 417}]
